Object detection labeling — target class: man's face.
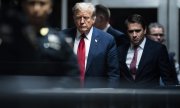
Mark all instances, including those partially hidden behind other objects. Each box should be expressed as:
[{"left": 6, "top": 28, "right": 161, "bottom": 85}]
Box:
[
  {"left": 149, "top": 27, "right": 164, "bottom": 43},
  {"left": 94, "top": 14, "right": 104, "bottom": 30},
  {"left": 127, "top": 23, "right": 146, "bottom": 46},
  {"left": 73, "top": 9, "right": 95, "bottom": 34},
  {"left": 23, "top": 0, "right": 52, "bottom": 24}
]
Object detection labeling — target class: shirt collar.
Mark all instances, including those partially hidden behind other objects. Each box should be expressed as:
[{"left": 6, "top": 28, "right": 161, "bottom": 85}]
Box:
[
  {"left": 103, "top": 23, "right": 110, "bottom": 32},
  {"left": 76, "top": 27, "right": 93, "bottom": 40},
  {"left": 130, "top": 37, "right": 146, "bottom": 50}
]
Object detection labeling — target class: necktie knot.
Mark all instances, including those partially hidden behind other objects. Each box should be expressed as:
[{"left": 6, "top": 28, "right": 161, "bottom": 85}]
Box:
[
  {"left": 80, "top": 34, "right": 86, "bottom": 39},
  {"left": 133, "top": 45, "right": 138, "bottom": 50}
]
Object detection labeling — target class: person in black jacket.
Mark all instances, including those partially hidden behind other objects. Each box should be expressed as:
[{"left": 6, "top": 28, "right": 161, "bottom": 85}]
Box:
[
  {"left": 117, "top": 14, "right": 178, "bottom": 88},
  {"left": 147, "top": 22, "right": 179, "bottom": 85},
  {"left": 0, "top": 0, "right": 80, "bottom": 86},
  {"left": 94, "top": 4, "right": 128, "bottom": 46}
]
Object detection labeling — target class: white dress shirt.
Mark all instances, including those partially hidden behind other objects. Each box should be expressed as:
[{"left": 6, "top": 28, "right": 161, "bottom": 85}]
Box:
[
  {"left": 73, "top": 27, "right": 93, "bottom": 70},
  {"left": 126, "top": 37, "right": 146, "bottom": 69}
]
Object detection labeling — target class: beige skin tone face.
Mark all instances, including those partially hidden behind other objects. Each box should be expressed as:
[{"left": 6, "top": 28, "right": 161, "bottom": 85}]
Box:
[
  {"left": 127, "top": 23, "right": 146, "bottom": 46},
  {"left": 149, "top": 27, "right": 164, "bottom": 43},
  {"left": 73, "top": 9, "right": 95, "bottom": 34},
  {"left": 23, "top": 0, "right": 52, "bottom": 26}
]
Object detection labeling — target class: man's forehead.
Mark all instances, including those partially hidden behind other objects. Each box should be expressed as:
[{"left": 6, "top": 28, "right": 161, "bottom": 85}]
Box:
[
  {"left": 75, "top": 10, "right": 92, "bottom": 16},
  {"left": 150, "top": 27, "right": 163, "bottom": 32},
  {"left": 128, "top": 23, "right": 143, "bottom": 29}
]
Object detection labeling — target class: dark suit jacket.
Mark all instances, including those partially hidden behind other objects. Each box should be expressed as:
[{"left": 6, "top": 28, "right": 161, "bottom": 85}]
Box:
[
  {"left": 60, "top": 27, "right": 120, "bottom": 87},
  {"left": 117, "top": 38, "right": 178, "bottom": 88},
  {"left": 107, "top": 26, "right": 129, "bottom": 46}
]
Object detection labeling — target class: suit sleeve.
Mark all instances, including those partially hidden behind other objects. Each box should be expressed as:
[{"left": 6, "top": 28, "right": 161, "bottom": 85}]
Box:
[
  {"left": 159, "top": 45, "right": 179, "bottom": 85},
  {"left": 107, "top": 36, "right": 120, "bottom": 87}
]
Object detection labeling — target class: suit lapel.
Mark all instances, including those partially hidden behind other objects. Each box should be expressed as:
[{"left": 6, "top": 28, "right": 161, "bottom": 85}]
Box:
[
  {"left": 85, "top": 28, "right": 99, "bottom": 73},
  {"left": 70, "top": 28, "right": 77, "bottom": 47},
  {"left": 119, "top": 43, "right": 133, "bottom": 77},
  {"left": 123, "top": 44, "right": 134, "bottom": 77},
  {"left": 136, "top": 39, "right": 151, "bottom": 76}
]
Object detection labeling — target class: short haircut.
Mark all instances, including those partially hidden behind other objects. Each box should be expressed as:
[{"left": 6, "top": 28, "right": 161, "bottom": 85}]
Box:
[
  {"left": 72, "top": 2, "right": 96, "bottom": 18},
  {"left": 125, "top": 14, "right": 147, "bottom": 30},
  {"left": 95, "top": 4, "right": 110, "bottom": 21},
  {"left": 147, "top": 22, "right": 164, "bottom": 34}
]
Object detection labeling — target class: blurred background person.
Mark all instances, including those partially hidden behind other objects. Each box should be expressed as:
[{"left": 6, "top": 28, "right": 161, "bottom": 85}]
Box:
[
  {"left": 147, "top": 22, "right": 165, "bottom": 43},
  {"left": 0, "top": 0, "right": 80, "bottom": 87},
  {"left": 147, "top": 22, "right": 179, "bottom": 84},
  {"left": 60, "top": 2, "right": 120, "bottom": 88},
  {"left": 94, "top": 4, "right": 128, "bottom": 46},
  {"left": 21, "top": 0, "right": 53, "bottom": 32}
]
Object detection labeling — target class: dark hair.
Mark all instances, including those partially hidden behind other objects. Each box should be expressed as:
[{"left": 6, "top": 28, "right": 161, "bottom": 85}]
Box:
[
  {"left": 125, "top": 14, "right": 147, "bottom": 30},
  {"left": 95, "top": 4, "right": 110, "bottom": 21}
]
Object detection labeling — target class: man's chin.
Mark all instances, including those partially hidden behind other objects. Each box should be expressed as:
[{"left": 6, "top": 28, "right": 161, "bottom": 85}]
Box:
[
  {"left": 132, "top": 41, "right": 139, "bottom": 45},
  {"left": 79, "top": 29, "right": 88, "bottom": 33}
]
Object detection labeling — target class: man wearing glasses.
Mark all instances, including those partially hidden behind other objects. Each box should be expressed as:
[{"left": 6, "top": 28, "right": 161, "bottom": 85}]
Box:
[
  {"left": 147, "top": 22, "right": 180, "bottom": 85},
  {"left": 147, "top": 22, "right": 165, "bottom": 43}
]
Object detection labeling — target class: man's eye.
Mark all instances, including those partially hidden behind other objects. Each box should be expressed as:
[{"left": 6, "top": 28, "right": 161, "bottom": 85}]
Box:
[
  {"left": 128, "top": 29, "right": 141, "bottom": 33},
  {"left": 84, "top": 17, "right": 90, "bottom": 20},
  {"left": 151, "top": 34, "right": 164, "bottom": 36}
]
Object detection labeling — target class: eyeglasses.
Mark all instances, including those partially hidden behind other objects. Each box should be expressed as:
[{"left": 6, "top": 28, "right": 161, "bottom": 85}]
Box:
[
  {"left": 128, "top": 29, "right": 142, "bottom": 33},
  {"left": 150, "top": 34, "right": 164, "bottom": 37}
]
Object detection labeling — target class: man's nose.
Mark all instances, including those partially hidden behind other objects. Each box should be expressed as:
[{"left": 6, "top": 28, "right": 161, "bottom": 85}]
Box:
[
  {"left": 34, "top": 4, "right": 41, "bottom": 11},
  {"left": 132, "top": 32, "right": 137, "bottom": 37},
  {"left": 157, "top": 35, "right": 161, "bottom": 39},
  {"left": 80, "top": 17, "right": 85, "bottom": 23}
]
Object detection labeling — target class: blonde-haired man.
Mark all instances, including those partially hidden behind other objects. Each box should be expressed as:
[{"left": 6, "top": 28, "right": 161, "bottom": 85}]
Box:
[{"left": 61, "top": 2, "right": 120, "bottom": 88}]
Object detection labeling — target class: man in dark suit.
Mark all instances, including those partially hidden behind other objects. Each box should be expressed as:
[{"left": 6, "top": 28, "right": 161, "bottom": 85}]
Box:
[
  {"left": 117, "top": 14, "right": 178, "bottom": 88},
  {"left": 60, "top": 2, "right": 120, "bottom": 88},
  {"left": 147, "top": 22, "right": 179, "bottom": 85},
  {"left": 94, "top": 4, "right": 128, "bottom": 46}
]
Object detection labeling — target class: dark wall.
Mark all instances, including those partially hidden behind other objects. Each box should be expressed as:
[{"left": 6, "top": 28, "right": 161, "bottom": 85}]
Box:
[
  {"left": 0, "top": 1, "right": 157, "bottom": 31},
  {"left": 67, "top": 0, "right": 82, "bottom": 28},
  {"left": 110, "top": 8, "right": 157, "bottom": 33}
]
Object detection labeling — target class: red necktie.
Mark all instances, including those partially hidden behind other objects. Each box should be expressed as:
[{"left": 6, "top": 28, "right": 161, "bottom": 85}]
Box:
[
  {"left": 130, "top": 46, "right": 138, "bottom": 80},
  {"left": 77, "top": 34, "right": 86, "bottom": 83}
]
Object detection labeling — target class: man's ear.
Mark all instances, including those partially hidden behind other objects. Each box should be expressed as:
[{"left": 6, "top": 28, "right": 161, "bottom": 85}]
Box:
[{"left": 92, "top": 16, "right": 96, "bottom": 24}]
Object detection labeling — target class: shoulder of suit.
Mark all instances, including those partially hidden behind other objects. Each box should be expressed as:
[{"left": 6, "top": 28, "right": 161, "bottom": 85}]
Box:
[
  {"left": 146, "top": 37, "right": 166, "bottom": 49},
  {"left": 107, "top": 26, "right": 125, "bottom": 36},
  {"left": 94, "top": 27, "right": 114, "bottom": 39},
  {"left": 146, "top": 38, "right": 162, "bottom": 45}
]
